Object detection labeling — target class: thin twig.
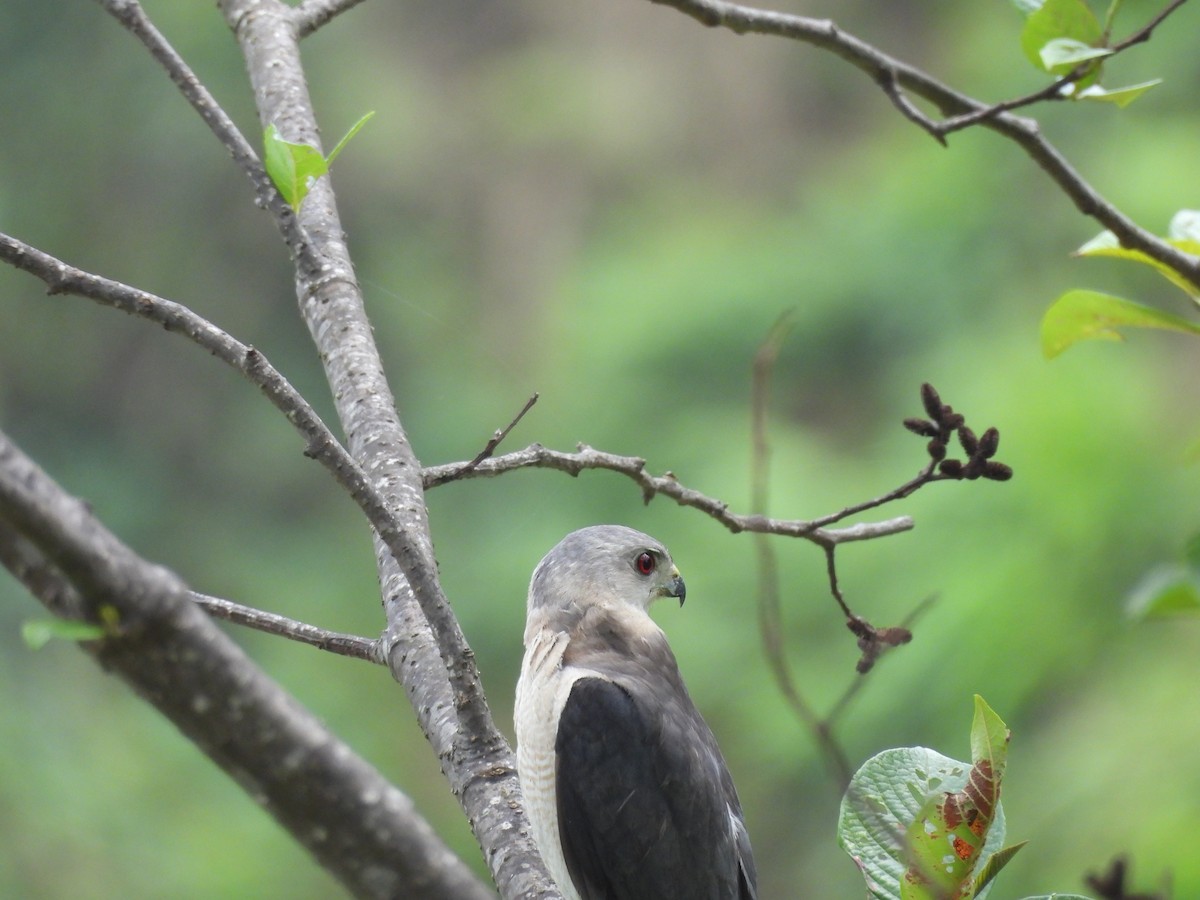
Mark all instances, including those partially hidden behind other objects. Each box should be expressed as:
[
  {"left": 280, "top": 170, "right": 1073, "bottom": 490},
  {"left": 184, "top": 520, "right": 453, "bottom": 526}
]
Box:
[
  {"left": 876, "top": 68, "right": 947, "bottom": 146},
  {"left": 1110, "top": 0, "right": 1189, "bottom": 52},
  {"left": 424, "top": 443, "right": 916, "bottom": 544},
  {"left": 462, "top": 393, "right": 540, "bottom": 474},
  {"left": 0, "top": 232, "right": 439, "bottom": 654},
  {"left": 934, "top": 0, "right": 1191, "bottom": 136},
  {"left": 93, "top": 0, "right": 282, "bottom": 220},
  {"left": 293, "top": 0, "right": 371, "bottom": 38},
  {"left": 643, "top": 0, "right": 1200, "bottom": 287},
  {"left": 192, "top": 592, "right": 383, "bottom": 663},
  {"left": 749, "top": 312, "right": 854, "bottom": 784}
]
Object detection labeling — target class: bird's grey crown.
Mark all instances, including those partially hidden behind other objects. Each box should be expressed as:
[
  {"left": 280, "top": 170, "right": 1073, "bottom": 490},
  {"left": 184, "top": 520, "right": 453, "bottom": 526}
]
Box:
[{"left": 528, "top": 524, "right": 674, "bottom": 618}]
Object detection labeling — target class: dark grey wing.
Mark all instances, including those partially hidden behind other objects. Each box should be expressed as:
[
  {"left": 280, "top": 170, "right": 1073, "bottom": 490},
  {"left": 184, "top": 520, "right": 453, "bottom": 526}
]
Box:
[{"left": 555, "top": 676, "right": 755, "bottom": 900}]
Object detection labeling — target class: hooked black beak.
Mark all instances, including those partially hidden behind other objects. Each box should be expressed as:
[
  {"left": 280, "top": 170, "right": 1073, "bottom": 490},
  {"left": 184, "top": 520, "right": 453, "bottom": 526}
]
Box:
[{"left": 665, "top": 571, "right": 686, "bottom": 607}]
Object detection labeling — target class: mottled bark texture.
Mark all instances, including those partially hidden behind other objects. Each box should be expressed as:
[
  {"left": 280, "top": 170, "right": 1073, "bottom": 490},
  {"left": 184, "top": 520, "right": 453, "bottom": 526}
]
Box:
[{"left": 0, "top": 432, "right": 492, "bottom": 900}]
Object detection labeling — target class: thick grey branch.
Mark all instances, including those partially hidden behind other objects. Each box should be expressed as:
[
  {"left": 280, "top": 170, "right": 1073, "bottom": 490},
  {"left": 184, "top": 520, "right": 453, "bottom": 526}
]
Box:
[
  {"left": 0, "top": 431, "right": 493, "bottom": 900},
  {"left": 0, "top": 232, "right": 464, "bottom": 643},
  {"left": 644, "top": 0, "right": 1200, "bottom": 286},
  {"left": 214, "top": 1, "right": 556, "bottom": 895}
]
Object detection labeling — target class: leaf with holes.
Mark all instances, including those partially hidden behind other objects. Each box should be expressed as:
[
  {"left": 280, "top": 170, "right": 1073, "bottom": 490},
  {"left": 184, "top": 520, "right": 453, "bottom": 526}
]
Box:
[
  {"left": 901, "top": 697, "right": 1013, "bottom": 899},
  {"left": 838, "top": 699, "right": 1014, "bottom": 900}
]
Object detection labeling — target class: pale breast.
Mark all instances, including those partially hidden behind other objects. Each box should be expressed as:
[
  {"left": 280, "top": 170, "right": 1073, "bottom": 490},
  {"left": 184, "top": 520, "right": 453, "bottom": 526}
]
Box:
[{"left": 514, "top": 629, "right": 585, "bottom": 900}]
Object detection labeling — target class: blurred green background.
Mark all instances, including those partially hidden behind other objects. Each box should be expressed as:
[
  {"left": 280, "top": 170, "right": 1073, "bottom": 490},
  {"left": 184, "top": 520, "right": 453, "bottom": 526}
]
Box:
[{"left": 2, "top": 1, "right": 1199, "bottom": 897}]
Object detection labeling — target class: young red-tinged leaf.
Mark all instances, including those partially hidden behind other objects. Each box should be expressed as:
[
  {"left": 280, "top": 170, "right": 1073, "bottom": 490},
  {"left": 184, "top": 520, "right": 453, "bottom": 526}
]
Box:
[
  {"left": 840, "top": 700, "right": 1018, "bottom": 900},
  {"left": 901, "top": 698, "right": 1010, "bottom": 899},
  {"left": 970, "top": 695, "right": 1010, "bottom": 785},
  {"left": 1041, "top": 290, "right": 1200, "bottom": 359}
]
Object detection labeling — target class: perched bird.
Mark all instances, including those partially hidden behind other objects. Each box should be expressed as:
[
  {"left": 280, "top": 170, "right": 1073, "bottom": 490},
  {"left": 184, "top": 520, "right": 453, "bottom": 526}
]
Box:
[{"left": 515, "top": 525, "right": 757, "bottom": 900}]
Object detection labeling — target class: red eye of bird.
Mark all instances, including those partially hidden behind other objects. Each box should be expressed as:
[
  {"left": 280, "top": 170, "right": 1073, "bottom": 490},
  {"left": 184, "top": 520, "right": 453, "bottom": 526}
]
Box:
[{"left": 635, "top": 551, "right": 656, "bottom": 575}]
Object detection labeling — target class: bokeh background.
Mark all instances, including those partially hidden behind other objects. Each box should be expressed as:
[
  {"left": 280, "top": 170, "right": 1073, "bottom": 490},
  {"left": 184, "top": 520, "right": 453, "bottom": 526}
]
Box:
[{"left": 2, "top": 1, "right": 1199, "bottom": 897}]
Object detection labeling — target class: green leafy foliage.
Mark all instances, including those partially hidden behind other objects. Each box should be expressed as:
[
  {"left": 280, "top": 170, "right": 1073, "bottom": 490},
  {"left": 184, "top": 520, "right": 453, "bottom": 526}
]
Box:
[
  {"left": 263, "top": 111, "right": 375, "bottom": 210},
  {"left": 1041, "top": 211, "right": 1200, "bottom": 358},
  {"left": 1076, "top": 227, "right": 1200, "bottom": 299},
  {"left": 1040, "top": 290, "right": 1200, "bottom": 359},
  {"left": 21, "top": 618, "right": 106, "bottom": 650},
  {"left": 1074, "top": 79, "right": 1162, "bottom": 107},
  {"left": 1020, "top": 0, "right": 1103, "bottom": 75},
  {"left": 1036, "top": 38, "right": 1110, "bottom": 71},
  {"left": 1125, "top": 534, "right": 1200, "bottom": 619},
  {"left": 1126, "top": 565, "right": 1200, "bottom": 619},
  {"left": 839, "top": 697, "right": 1022, "bottom": 900},
  {"left": 1014, "top": 0, "right": 1160, "bottom": 103}
]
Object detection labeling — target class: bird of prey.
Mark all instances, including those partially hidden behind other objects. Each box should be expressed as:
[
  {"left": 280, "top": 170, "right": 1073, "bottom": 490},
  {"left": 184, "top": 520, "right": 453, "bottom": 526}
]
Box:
[{"left": 515, "top": 525, "right": 757, "bottom": 900}]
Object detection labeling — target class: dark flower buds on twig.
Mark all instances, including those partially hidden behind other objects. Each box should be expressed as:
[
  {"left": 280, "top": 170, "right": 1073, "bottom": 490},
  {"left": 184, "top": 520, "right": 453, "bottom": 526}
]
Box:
[{"left": 905, "top": 382, "right": 1012, "bottom": 483}]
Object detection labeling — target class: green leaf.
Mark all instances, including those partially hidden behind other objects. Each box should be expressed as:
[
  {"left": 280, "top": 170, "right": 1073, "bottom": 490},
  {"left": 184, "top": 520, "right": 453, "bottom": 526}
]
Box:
[
  {"left": 1126, "top": 565, "right": 1200, "bottom": 619},
  {"left": 324, "top": 110, "right": 375, "bottom": 168},
  {"left": 263, "top": 123, "right": 328, "bottom": 210},
  {"left": 1038, "top": 38, "right": 1111, "bottom": 70},
  {"left": 972, "top": 841, "right": 1028, "bottom": 894},
  {"left": 839, "top": 746, "right": 1009, "bottom": 900},
  {"left": 1041, "top": 290, "right": 1200, "bottom": 359},
  {"left": 1021, "top": 0, "right": 1104, "bottom": 72},
  {"left": 1076, "top": 231, "right": 1200, "bottom": 297},
  {"left": 901, "top": 698, "right": 1009, "bottom": 899},
  {"left": 263, "top": 112, "right": 374, "bottom": 211},
  {"left": 1075, "top": 79, "right": 1162, "bottom": 107},
  {"left": 1017, "top": 895, "right": 1099, "bottom": 899},
  {"left": 969, "top": 695, "right": 1010, "bottom": 779},
  {"left": 21, "top": 618, "right": 106, "bottom": 650},
  {"left": 1012, "top": 0, "right": 1045, "bottom": 14}
]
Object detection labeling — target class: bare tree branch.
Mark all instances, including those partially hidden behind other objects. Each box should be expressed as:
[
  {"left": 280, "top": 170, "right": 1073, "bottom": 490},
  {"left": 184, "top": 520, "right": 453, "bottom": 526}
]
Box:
[
  {"left": 425, "top": 442, "right": 916, "bottom": 545},
  {"left": 643, "top": 0, "right": 1200, "bottom": 286},
  {"left": 211, "top": 1, "right": 557, "bottom": 894},
  {"left": 191, "top": 592, "right": 383, "bottom": 663},
  {"left": 294, "top": 0, "right": 371, "bottom": 38},
  {"left": 94, "top": 0, "right": 282, "bottom": 223},
  {"left": 1110, "top": 0, "right": 1189, "bottom": 51},
  {"left": 0, "top": 431, "right": 494, "bottom": 900},
  {"left": 0, "top": 232, "right": 470, "bottom": 666},
  {"left": 463, "top": 392, "right": 541, "bottom": 473},
  {"left": 748, "top": 313, "right": 855, "bottom": 783}
]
